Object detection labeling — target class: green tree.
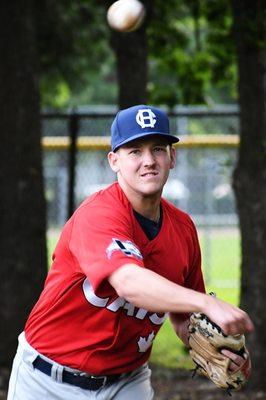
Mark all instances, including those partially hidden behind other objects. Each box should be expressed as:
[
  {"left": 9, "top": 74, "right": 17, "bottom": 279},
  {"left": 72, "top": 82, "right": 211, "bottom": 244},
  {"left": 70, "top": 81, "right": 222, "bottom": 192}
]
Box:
[
  {"left": 0, "top": 0, "right": 47, "bottom": 369},
  {"left": 34, "top": 0, "right": 240, "bottom": 108},
  {"left": 36, "top": 0, "right": 116, "bottom": 108},
  {"left": 35, "top": 0, "right": 152, "bottom": 109},
  {"left": 148, "top": 0, "right": 237, "bottom": 106},
  {"left": 232, "top": 0, "right": 266, "bottom": 389}
]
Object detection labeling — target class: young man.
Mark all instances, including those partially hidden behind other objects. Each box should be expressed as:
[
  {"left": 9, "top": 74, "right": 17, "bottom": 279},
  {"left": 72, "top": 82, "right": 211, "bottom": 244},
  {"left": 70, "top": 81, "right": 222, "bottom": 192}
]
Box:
[{"left": 7, "top": 105, "right": 254, "bottom": 400}]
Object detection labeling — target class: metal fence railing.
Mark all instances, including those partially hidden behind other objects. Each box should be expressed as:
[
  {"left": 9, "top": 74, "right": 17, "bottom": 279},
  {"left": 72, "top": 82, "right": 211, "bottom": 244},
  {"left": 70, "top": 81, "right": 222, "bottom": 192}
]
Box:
[
  {"left": 42, "top": 135, "right": 239, "bottom": 228},
  {"left": 42, "top": 105, "right": 240, "bottom": 222}
]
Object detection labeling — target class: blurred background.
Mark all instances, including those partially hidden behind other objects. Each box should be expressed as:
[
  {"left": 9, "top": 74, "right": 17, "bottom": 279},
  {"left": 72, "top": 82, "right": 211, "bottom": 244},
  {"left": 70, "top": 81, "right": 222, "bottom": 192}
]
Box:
[{"left": 0, "top": 0, "right": 265, "bottom": 397}]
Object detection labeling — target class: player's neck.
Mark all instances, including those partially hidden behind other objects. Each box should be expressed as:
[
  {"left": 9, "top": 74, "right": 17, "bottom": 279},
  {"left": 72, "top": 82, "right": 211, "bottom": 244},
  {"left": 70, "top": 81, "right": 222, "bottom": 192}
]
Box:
[
  {"left": 133, "top": 201, "right": 161, "bottom": 223},
  {"left": 118, "top": 181, "right": 161, "bottom": 222}
]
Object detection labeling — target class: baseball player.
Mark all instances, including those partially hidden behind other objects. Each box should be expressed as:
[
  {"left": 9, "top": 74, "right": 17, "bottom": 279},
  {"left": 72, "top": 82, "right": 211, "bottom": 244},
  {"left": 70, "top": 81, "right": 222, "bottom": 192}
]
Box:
[{"left": 7, "top": 105, "right": 254, "bottom": 400}]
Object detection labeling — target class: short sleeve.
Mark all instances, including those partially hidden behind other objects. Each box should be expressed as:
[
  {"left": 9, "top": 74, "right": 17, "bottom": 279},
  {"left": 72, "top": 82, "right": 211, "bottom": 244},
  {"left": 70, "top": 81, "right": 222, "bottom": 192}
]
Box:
[{"left": 69, "top": 201, "right": 144, "bottom": 291}]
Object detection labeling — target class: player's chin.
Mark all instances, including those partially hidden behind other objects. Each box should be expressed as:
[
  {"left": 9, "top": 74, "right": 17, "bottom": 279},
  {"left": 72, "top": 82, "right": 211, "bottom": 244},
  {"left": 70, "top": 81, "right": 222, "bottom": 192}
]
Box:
[{"left": 139, "top": 182, "right": 164, "bottom": 196}]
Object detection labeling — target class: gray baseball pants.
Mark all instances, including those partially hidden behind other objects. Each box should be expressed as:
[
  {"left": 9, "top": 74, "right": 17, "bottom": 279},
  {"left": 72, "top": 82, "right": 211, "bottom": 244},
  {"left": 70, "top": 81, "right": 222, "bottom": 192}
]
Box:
[{"left": 7, "top": 333, "right": 154, "bottom": 400}]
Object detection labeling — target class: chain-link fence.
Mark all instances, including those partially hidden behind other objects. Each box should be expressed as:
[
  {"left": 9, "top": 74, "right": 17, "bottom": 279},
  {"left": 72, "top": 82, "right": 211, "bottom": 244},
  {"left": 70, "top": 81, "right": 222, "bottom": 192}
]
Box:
[{"left": 43, "top": 106, "right": 241, "bottom": 293}]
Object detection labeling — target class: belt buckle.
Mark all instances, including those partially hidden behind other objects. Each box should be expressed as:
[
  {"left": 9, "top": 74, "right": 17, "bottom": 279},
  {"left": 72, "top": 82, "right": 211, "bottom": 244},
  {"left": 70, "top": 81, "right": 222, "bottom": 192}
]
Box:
[{"left": 90, "top": 374, "right": 107, "bottom": 388}]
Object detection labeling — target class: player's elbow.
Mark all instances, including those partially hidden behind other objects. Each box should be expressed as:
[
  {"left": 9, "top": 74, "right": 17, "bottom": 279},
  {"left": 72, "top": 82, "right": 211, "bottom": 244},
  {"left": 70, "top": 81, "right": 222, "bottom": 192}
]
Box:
[{"left": 108, "top": 263, "right": 140, "bottom": 300}]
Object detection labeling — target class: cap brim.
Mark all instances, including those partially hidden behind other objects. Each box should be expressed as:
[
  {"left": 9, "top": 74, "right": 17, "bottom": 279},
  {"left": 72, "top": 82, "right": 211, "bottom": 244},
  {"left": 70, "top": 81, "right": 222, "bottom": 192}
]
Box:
[{"left": 113, "top": 131, "right": 179, "bottom": 151}]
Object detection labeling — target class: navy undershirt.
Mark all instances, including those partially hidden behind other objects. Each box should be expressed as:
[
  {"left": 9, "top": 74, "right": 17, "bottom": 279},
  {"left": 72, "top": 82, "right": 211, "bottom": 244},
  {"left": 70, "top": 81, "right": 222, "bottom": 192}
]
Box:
[{"left": 133, "top": 207, "right": 163, "bottom": 240}]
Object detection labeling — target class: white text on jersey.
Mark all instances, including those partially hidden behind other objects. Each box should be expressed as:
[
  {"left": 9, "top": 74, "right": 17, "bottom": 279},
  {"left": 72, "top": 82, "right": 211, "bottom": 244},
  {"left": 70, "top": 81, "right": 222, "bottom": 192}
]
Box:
[{"left": 83, "top": 278, "right": 167, "bottom": 325}]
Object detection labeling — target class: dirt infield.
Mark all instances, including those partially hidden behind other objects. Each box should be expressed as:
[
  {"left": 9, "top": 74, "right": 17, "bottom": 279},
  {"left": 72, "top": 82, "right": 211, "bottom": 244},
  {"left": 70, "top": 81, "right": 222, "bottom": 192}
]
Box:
[{"left": 151, "top": 366, "right": 266, "bottom": 400}]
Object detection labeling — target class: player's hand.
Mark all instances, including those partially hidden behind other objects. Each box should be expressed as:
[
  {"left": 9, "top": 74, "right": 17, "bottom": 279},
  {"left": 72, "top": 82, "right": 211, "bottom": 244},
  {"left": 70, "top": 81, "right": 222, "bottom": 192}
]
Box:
[
  {"left": 202, "top": 295, "right": 254, "bottom": 336},
  {"left": 221, "top": 349, "right": 249, "bottom": 372}
]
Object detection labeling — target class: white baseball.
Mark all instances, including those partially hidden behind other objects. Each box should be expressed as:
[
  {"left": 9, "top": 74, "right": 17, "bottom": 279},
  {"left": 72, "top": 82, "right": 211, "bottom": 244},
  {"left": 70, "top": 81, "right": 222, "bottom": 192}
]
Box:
[{"left": 107, "top": 0, "right": 146, "bottom": 33}]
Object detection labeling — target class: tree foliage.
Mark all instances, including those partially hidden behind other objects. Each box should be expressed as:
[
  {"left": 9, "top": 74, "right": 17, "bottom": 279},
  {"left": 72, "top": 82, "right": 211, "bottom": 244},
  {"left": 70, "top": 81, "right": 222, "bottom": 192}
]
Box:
[
  {"left": 148, "top": 0, "right": 237, "bottom": 106},
  {"left": 35, "top": 0, "right": 239, "bottom": 109},
  {"left": 36, "top": 0, "right": 116, "bottom": 108}
]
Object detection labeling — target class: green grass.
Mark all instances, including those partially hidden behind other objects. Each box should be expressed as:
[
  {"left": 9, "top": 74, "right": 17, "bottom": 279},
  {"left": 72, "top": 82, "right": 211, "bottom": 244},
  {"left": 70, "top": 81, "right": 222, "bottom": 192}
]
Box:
[
  {"left": 201, "top": 230, "right": 241, "bottom": 304},
  {"left": 150, "top": 229, "right": 241, "bottom": 369},
  {"left": 47, "top": 228, "right": 241, "bottom": 370}
]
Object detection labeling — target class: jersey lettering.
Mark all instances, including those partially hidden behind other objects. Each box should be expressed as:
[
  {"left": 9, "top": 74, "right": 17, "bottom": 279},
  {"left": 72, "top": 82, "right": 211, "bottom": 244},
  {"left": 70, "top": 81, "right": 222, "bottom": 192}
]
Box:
[
  {"left": 123, "top": 302, "right": 135, "bottom": 316},
  {"left": 83, "top": 278, "right": 167, "bottom": 325},
  {"left": 83, "top": 279, "right": 109, "bottom": 307},
  {"left": 135, "top": 308, "right": 148, "bottom": 320},
  {"left": 107, "top": 296, "right": 125, "bottom": 312},
  {"left": 149, "top": 313, "right": 167, "bottom": 325}
]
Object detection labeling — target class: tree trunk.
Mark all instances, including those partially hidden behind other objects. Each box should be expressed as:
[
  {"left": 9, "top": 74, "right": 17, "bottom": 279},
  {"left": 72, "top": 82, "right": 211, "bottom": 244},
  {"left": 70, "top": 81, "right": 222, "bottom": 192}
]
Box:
[
  {"left": 111, "top": 27, "right": 148, "bottom": 108},
  {"left": 106, "top": 0, "right": 153, "bottom": 109},
  {"left": 0, "top": 1, "right": 47, "bottom": 369},
  {"left": 232, "top": 0, "right": 266, "bottom": 389}
]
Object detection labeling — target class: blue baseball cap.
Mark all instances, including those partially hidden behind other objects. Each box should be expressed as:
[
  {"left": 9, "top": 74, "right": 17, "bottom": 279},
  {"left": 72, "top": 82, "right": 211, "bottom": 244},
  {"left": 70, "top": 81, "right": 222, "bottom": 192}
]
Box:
[{"left": 111, "top": 104, "right": 179, "bottom": 152}]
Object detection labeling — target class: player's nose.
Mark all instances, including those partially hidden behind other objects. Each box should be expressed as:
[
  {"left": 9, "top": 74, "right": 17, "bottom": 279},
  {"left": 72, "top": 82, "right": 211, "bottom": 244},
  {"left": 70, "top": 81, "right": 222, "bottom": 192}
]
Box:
[{"left": 142, "top": 150, "right": 156, "bottom": 166}]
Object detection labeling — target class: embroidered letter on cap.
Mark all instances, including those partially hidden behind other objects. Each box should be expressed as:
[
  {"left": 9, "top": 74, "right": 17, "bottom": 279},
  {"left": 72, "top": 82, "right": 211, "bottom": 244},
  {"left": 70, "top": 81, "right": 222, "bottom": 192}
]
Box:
[{"left": 136, "top": 109, "right": 156, "bottom": 128}]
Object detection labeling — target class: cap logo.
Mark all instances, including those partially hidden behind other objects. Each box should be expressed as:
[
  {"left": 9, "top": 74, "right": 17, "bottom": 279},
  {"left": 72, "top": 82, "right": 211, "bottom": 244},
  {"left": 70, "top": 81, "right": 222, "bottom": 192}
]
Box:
[{"left": 136, "top": 109, "right": 156, "bottom": 129}]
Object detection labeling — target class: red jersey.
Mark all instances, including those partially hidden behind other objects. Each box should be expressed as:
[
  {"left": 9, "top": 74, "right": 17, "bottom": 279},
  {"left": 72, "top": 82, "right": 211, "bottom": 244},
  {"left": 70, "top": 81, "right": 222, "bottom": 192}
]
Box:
[{"left": 25, "top": 182, "right": 205, "bottom": 375}]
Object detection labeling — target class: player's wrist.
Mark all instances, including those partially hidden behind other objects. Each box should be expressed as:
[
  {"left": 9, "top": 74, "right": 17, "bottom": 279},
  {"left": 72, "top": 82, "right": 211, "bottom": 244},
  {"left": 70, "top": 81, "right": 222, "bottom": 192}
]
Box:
[
  {"left": 172, "top": 288, "right": 210, "bottom": 314},
  {"left": 188, "top": 291, "right": 210, "bottom": 314}
]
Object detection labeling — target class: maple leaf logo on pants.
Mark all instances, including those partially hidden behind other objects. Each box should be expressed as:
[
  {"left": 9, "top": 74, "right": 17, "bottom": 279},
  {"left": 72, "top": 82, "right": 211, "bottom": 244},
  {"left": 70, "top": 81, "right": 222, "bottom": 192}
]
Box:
[{"left": 137, "top": 331, "right": 155, "bottom": 352}]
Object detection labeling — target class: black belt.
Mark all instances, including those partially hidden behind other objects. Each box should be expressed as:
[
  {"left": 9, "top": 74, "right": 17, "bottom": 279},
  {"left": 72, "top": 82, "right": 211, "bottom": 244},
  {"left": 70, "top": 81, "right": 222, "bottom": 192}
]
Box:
[{"left": 33, "top": 356, "right": 121, "bottom": 391}]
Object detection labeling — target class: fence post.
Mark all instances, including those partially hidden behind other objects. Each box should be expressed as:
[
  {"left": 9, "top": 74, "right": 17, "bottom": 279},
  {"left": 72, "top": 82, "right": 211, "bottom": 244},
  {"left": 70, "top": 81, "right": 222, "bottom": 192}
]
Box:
[{"left": 68, "top": 111, "right": 79, "bottom": 218}]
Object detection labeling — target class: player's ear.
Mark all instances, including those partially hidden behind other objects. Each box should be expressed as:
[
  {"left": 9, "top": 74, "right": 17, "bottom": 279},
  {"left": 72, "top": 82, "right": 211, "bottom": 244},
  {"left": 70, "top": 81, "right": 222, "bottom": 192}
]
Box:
[
  {"left": 170, "top": 146, "right": 176, "bottom": 169},
  {"left": 108, "top": 151, "right": 120, "bottom": 173}
]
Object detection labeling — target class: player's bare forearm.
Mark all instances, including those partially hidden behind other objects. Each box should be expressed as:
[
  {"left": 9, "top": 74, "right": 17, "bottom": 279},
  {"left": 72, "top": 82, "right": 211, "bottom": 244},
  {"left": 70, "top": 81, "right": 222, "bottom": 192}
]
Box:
[
  {"left": 109, "top": 263, "right": 206, "bottom": 313},
  {"left": 108, "top": 263, "right": 254, "bottom": 336},
  {"left": 169, "top": 313, "right": 190, "bottom": 347}
]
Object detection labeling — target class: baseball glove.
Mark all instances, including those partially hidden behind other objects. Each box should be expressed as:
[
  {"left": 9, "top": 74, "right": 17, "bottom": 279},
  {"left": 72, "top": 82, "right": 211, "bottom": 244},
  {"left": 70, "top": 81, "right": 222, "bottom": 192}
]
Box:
[{"left": 188, "top": 312, "right": 251, "bottom": 394}]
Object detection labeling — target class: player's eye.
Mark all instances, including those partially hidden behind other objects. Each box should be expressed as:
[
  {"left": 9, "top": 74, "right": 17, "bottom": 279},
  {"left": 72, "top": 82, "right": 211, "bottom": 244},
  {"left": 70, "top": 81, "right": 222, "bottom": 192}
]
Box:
[
  {"left": 129, "top": 149, "right": 141, "bottom": 155},
  {"left": 154, "top": 147, "right": 166, "bottom": 152}
]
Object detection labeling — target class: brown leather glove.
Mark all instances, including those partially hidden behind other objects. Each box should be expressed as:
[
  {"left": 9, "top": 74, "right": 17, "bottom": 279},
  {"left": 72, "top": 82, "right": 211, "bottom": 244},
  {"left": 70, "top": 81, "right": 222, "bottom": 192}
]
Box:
[{"left": 188, "top": 312, "right": 251, "bottom": 394}]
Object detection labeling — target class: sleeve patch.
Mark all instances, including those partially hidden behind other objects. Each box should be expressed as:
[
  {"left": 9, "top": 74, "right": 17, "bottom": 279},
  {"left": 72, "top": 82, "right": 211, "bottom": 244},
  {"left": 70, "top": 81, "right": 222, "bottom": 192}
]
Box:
[{"left": 106, "top": 238, "right": 143, "bottom": 260}]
